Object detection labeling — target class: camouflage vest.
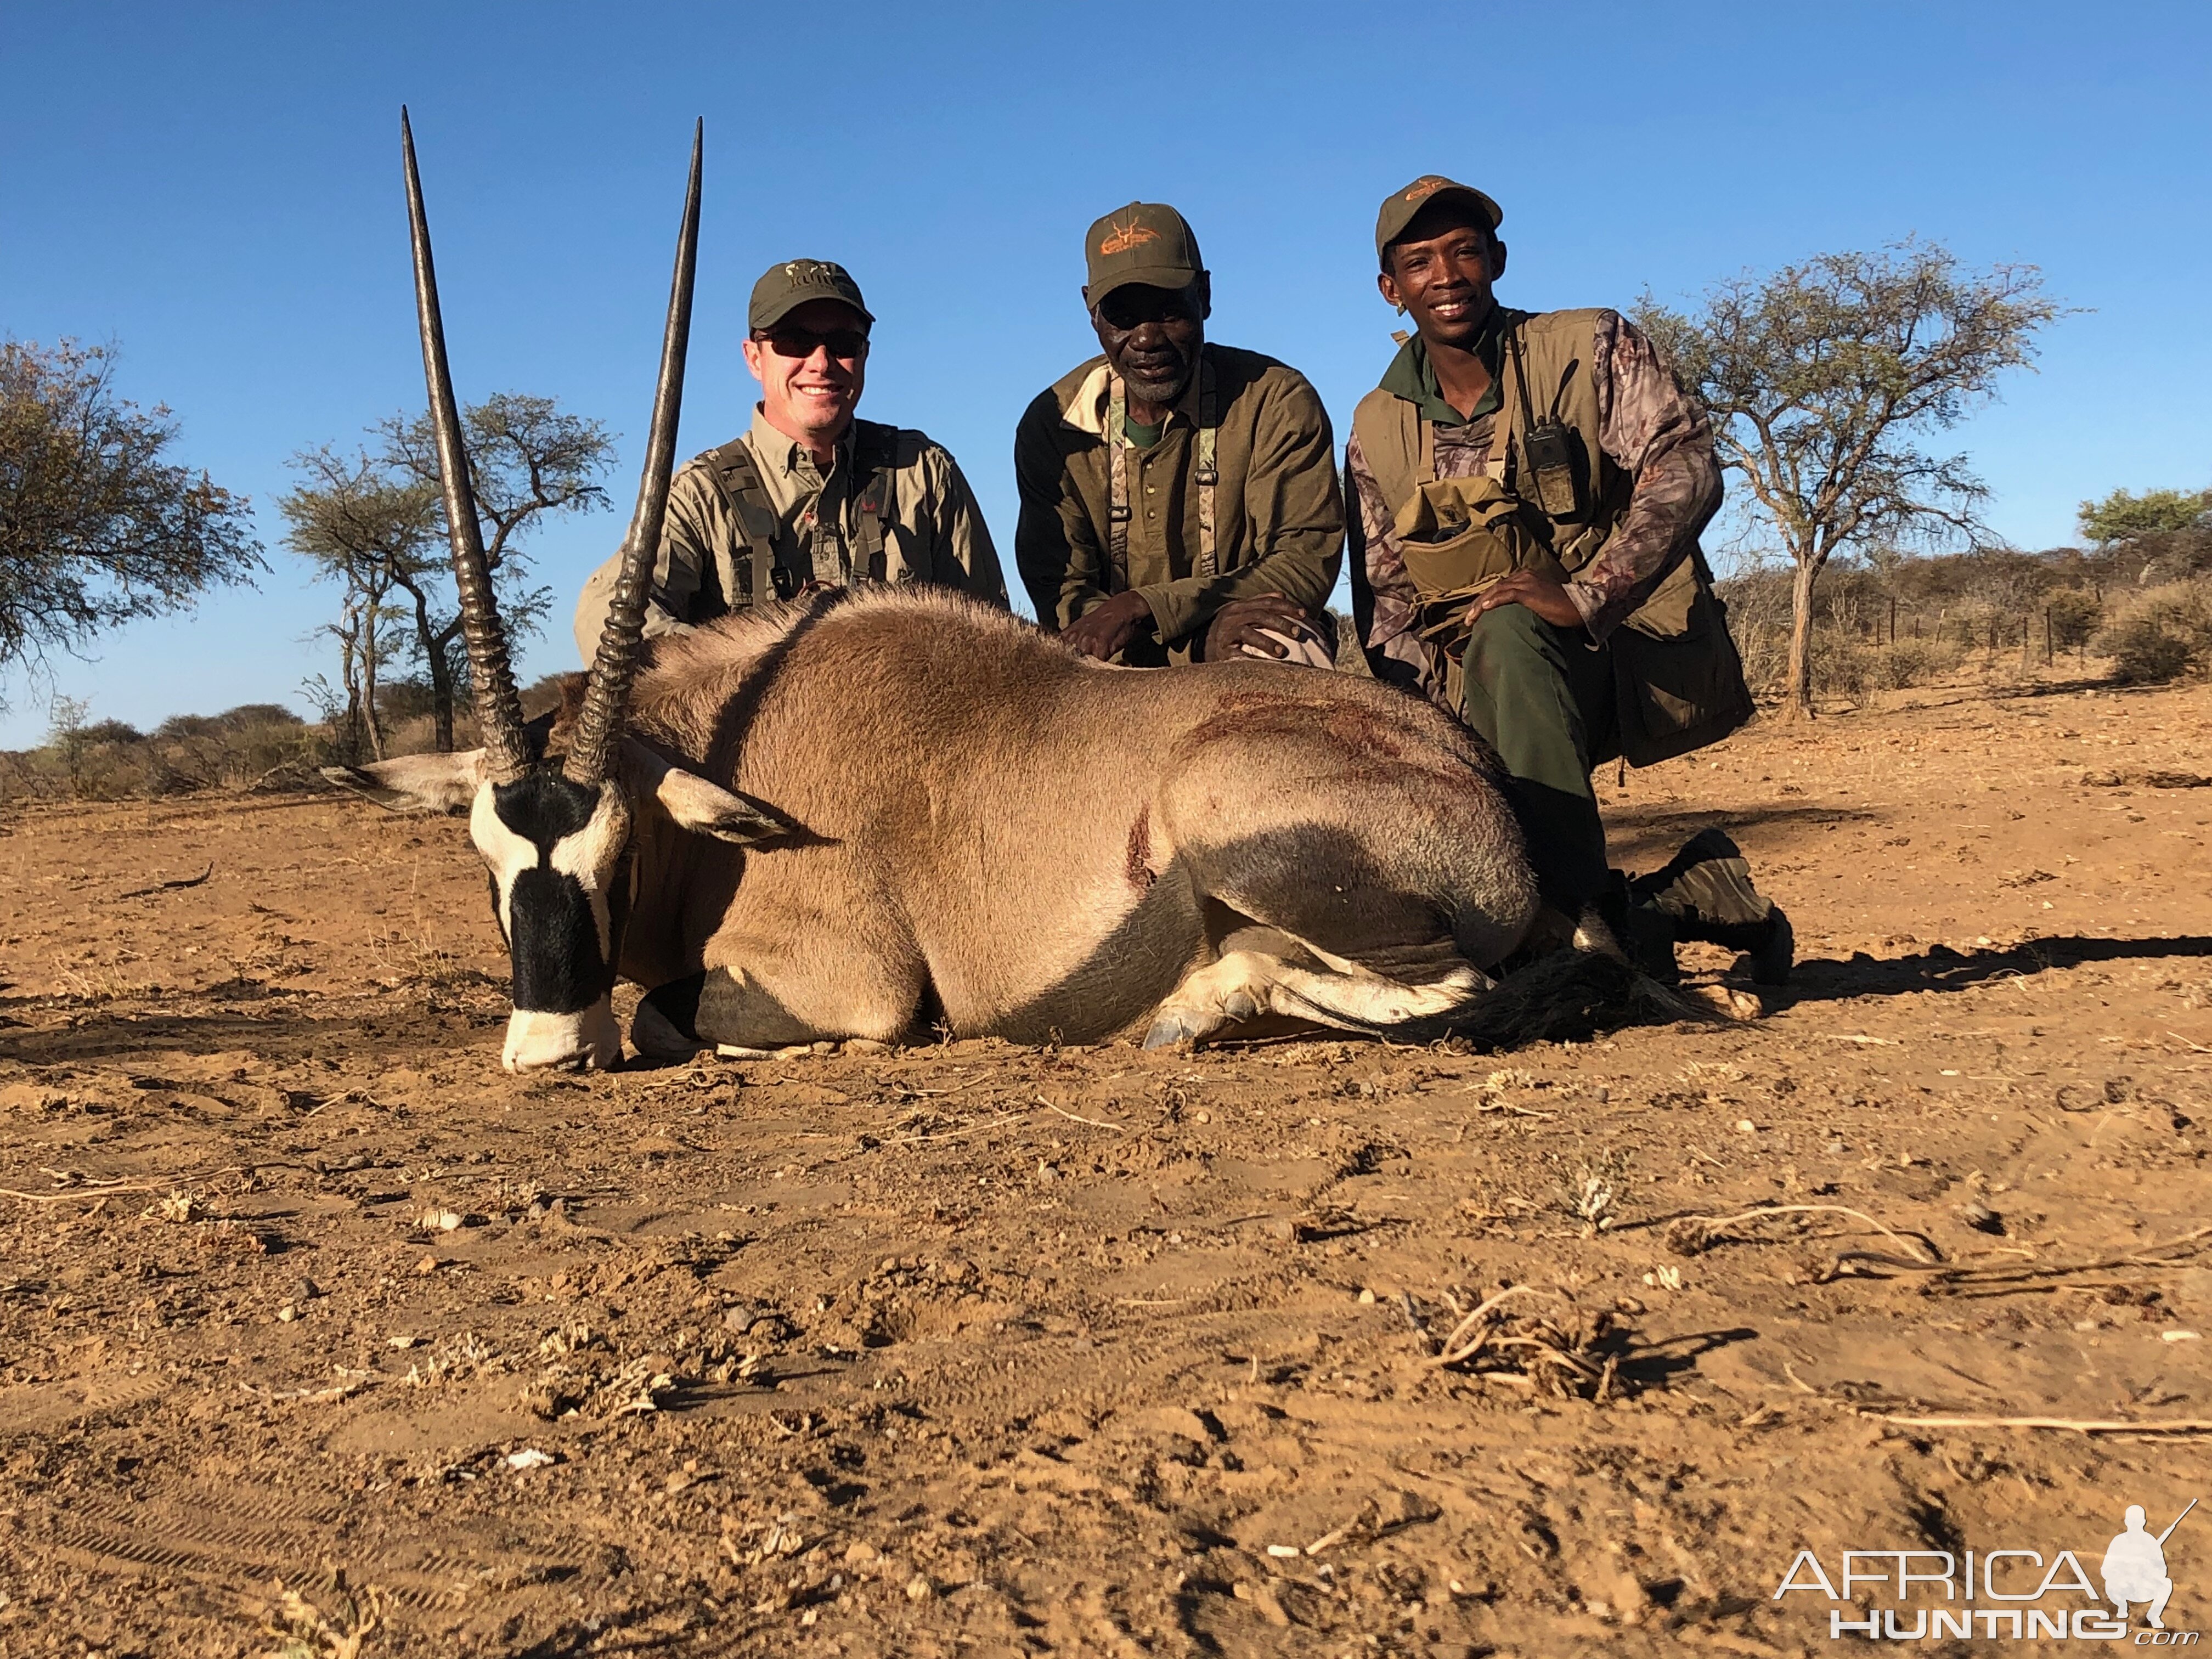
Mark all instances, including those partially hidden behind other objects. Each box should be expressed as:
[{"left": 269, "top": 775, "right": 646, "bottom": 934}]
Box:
[{"left": 1352, "top": 308, "right": 1752, "bottom": 766}]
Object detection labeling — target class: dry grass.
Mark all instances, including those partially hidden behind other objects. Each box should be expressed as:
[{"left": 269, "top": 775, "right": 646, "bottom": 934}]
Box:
[
  {"left": 2096, "top": 576, "right": 2212, "bottom": 682},
  {"left": 258, "top": 1572, "right": 383, "bottom": 1659}
]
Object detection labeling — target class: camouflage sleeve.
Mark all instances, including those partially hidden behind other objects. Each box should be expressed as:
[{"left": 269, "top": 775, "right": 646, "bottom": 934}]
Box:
[
  {"left": 1013, "top": 393, "right": 1107, "bottom": 630},
  {"left": 1565, "top": 311, "right": 1723, "bottom": 642},
  {"left": 923, "top": 442, "right": 1010, "bottom": 609},
  {"left": 1345, "top": 430, "right": 1447, "bottom": 704}
]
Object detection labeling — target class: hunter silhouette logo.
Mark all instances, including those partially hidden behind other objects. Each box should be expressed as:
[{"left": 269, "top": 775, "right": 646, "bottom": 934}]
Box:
[
  {"left": 2107, "top": 1500, "right": 2193, "bottom": 1630},
  {"left": 1404, "top": 177, "right": 1447, "bottom": 203},
  {"left": 1098, "top": 218, "right": 1159, "bottom": 257}
]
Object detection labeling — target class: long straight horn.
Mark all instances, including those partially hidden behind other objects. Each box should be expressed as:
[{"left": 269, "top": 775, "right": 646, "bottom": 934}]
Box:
[
  {"left": 564, "top": 119, "right": 703, "bottom": 788},
  {"left": 401, "top": 107, "right": 531, "bottom": 782}
]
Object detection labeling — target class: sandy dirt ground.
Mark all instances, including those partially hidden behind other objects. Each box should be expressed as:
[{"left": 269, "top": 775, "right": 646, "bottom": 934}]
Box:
[{"left": 2, "top": 674, "right": 2209, "bottom": 1658}]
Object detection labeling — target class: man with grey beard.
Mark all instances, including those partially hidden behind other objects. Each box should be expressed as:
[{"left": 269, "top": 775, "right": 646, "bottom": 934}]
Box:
[{"left": 1014, "top": 202, "right": 1343, "bottom": 667}]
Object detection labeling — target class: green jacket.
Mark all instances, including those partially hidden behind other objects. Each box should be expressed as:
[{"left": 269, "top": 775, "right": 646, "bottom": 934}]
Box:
[{"left": 1014, "top": 343, "right": 1343, "bottom": 664}]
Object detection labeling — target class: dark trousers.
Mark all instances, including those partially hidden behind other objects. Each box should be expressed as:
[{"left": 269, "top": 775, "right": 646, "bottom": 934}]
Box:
[{"left": 1460, "top": 603, "right": 1618, "bottom": 916}]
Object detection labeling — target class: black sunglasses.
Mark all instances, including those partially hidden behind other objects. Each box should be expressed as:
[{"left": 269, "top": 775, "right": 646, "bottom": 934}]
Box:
[
  {"left": 1096, "top": 285, "right": 1199, "bottom": 332},
  {"left": 755, "top": 324, "right": 870, "bottom": 361}
]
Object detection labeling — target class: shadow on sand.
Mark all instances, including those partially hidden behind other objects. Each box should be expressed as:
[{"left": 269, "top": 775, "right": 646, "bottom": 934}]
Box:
[{"left": 1770, "top": 933, "right": 2212, "bottom": 1010}]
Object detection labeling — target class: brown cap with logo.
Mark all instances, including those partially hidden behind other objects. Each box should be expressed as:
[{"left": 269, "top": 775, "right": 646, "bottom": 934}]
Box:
[
  {"left": 1084, "top": 202, "right": 1205, "bottom": 302},
  {"left": 1374, "top": 175, "right": 1504, "bottom": 263},
  {"left": 748, "top": 258, "right": 874, "bottom": 332}
]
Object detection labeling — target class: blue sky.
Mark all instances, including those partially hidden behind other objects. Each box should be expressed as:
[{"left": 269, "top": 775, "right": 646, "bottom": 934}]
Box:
[{"left": 3, "top": 1, "right": 2207, "bottom": 744}]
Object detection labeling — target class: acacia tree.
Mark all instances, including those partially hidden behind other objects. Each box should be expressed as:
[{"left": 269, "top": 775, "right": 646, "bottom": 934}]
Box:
[
  {"left": 2078, "top": 485, "right": 2211, "bottom": 585},
  {"left": 0, "top": 338, "right": 262, "bottom": 704},
  {"left": 379, "top": 393, "right": 613, "bottom": 746},
  {"left": 279, "top": 448, "right": 430, "bottom": 759},
  {"left": 1638, "top": 243, "right": 2064, "bottom": 720},
  {"left": 284, "top": 394, "right": 614, "bottom": 751}
]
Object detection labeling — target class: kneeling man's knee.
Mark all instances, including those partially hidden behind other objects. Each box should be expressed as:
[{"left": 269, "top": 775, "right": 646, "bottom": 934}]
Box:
[{"left": 1465, "top": 598, "right": 1550, "bottom": 668}]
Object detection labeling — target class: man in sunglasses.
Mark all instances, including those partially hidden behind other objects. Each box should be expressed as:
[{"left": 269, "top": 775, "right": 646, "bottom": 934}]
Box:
[
  {"left": 1014, "top": 203, "right": 1342, "bottom": 668},
  {"left": 574, "top": 258, "right": 1005, "bottom": 654}
]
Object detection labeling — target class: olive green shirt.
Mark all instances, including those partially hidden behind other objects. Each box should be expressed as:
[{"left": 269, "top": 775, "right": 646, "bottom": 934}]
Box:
[
  {"left": 1012, "top": 343, "right": 1344, "bottom": 661},
  {"left": 572, "top": 405, "right": 1006, "bottom": 658},
  {"left": 1378, "top": 313, "right": 1508, "bottom": 427}
]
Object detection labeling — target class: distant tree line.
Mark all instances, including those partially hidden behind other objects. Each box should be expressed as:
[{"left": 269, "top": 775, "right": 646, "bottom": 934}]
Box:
[
  {"left": 1717, "top": 482, "right": 2212, "bottom": 702},
  {"left": 0, "top": 672, "right": 581, "bottom": 803},
  {"left": 2, "top": 696, "right": 314, "bottom": 799}
]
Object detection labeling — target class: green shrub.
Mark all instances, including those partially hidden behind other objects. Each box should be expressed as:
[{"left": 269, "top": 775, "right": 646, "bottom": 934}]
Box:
[
  {"left": 1863, "top": 637, "right": 1966, "bottom": 689},
  {"left": 2094, "top": 578, "right": 2212, "bottom": 683},
  {"left": 2045, "top": 586, "right": 2102, "bottom": 649}
]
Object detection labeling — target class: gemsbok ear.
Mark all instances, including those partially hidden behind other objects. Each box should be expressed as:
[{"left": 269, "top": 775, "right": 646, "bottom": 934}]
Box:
[
  {"left": 619, "top": 737, "right": 791, "bottom": 845},
  {"left": 321, "top": 752, "right": 487, "bottom": 815}
]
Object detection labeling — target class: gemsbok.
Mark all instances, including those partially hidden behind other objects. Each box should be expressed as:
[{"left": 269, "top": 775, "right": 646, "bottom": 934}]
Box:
[{"left": 326, "top": 114, "right": 1666, "bottom": 1071}]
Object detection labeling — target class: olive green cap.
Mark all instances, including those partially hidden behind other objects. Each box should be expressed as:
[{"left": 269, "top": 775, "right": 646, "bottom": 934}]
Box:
[
  {"left": 747, "top": 258, "right": 873, "bottom": 331},
  {"left": 1374, "top": 174, "right": 1504, "bottom": 263},
  {"left": 1083, "top": 202, "right": 1204, "bottom": 302}
]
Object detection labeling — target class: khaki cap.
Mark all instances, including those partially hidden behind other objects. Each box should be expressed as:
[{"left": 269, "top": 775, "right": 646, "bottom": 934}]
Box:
[
  {"left": 748, "top": 258, "right": 874, "bottom": 331},
  {"left": 1374, "top": 174, "right": 1504, "bottom": 263},
  {"left": 1084, "top": 202, "right": 1204, "bottom": 302}
]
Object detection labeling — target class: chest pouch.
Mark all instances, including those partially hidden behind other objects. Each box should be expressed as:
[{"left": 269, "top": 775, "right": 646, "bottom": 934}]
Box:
[{"left": 1392, "top": 474, "right": 1566, "bottom": 656}]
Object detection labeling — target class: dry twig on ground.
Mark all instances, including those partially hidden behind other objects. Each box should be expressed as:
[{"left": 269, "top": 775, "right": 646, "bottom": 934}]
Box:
[
  {"left": 1664, "top": 1204, "right": 1942, "bottom": 1265},
  {"left": 1869, "top": 1413, "right": 2212, "bottom": 1437},
  {"left": 1429, "top": 1284, "right": 1624, "bottom": 1400},
  {"left": 1915, "top": 1222, "right": 2212, "bottom": 1297}
]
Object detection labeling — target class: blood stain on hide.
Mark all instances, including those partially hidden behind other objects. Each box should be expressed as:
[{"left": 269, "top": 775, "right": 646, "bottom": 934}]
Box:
[
  {"left": 1327, "top": 706, "right": 1404, "bottom": 760},
  {"left": 1125, "top": 807, "right": 1158, "bottom": 892}
]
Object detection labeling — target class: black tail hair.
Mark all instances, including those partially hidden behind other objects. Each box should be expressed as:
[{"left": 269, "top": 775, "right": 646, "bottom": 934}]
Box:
[{"left": 1328, "top": 947, "right": 1718, "bottom": 1050}]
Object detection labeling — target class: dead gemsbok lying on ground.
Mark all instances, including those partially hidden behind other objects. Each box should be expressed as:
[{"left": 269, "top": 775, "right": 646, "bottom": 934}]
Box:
[{"left": 328, "top": 116, "right": 1676, "bottom": 1071}]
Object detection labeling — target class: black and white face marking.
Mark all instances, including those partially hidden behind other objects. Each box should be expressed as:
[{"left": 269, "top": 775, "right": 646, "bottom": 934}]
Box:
[
  {"left": 325, "top": 738, "right": 792, "bottom": 1073},
  {"left": 469, "top": 769, "right": 635, "bottom": 1071}
]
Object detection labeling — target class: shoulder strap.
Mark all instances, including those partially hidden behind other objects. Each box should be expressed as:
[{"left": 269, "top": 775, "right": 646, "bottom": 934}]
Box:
[
  {"left": 848, "top": 420, "right": 901, "bottom": 582},
  {"left": 1194, "top": 352, "right": 1218, "bottom": 579},
  {"left": 1351, "top": 388, "right": 1423, "bottom": 520},
  {"left": 1105, "top": 376, "right": 1131, "bottom": 593},
  {"left": 695, "top": 438, "right": 775, "bottom": 603},
  {"left": 1105, "top": 351, "right": 1218, "bottom": 590},
  {"left": 1488, "top": 326, "right": 1524, "bottom": 483}
]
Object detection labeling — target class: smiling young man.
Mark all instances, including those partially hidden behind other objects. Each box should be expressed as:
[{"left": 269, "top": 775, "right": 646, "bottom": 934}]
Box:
[
  {"left": 1346, "top": 176, "right": 1788, "bottom": 980},
  {"left": 573, "top": 258, "right": 1005, "bottom": 654},
  {"left": 1014, "top": 202, "right": 1343, "bottom": 668}
]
